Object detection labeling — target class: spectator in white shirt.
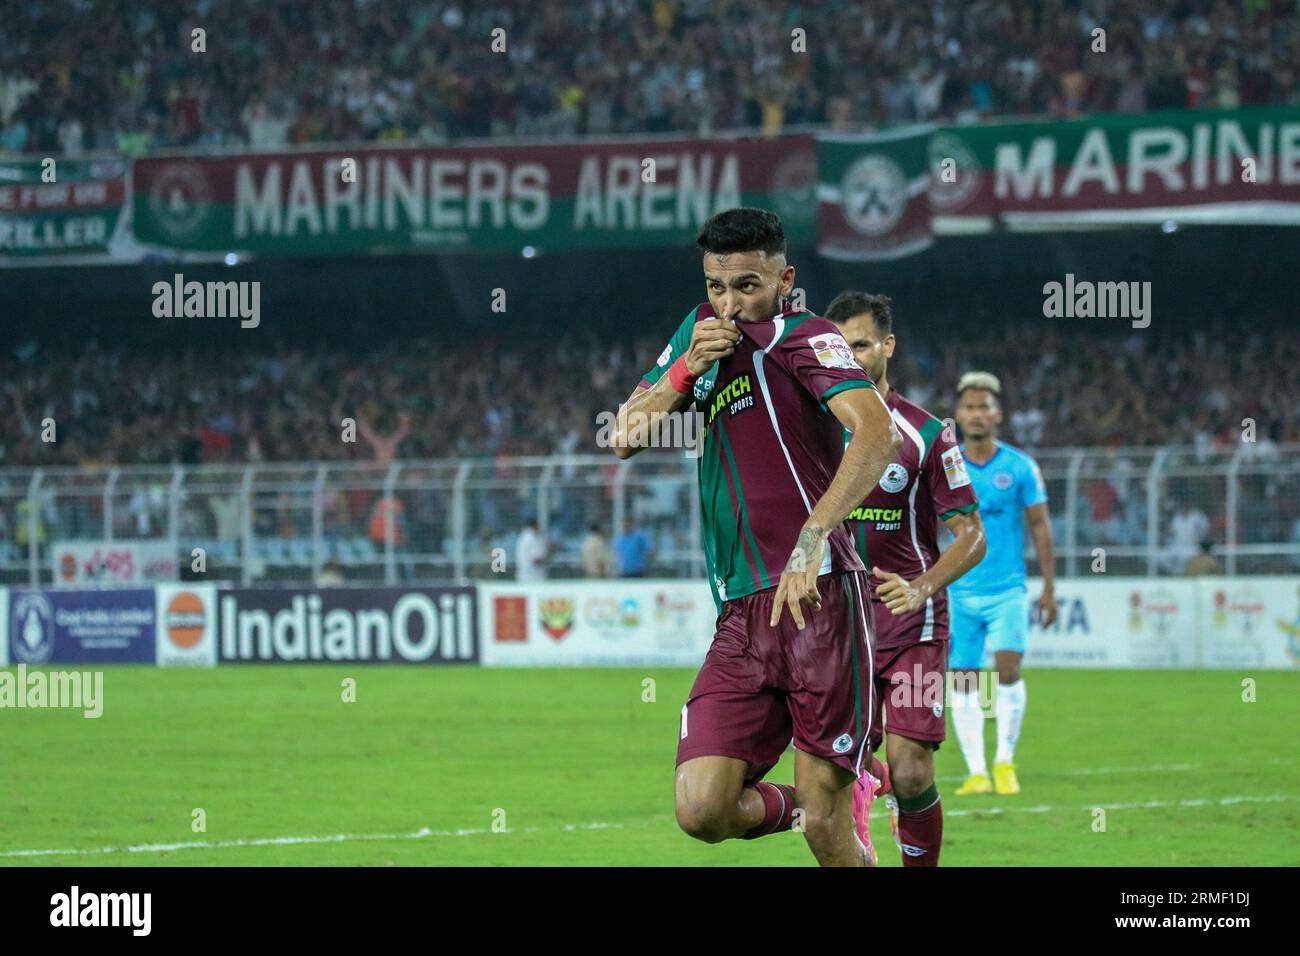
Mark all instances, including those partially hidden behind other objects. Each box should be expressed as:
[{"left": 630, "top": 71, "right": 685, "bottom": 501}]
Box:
[{"left": 515, "top": 519, "right": 550, "bottom": 581}]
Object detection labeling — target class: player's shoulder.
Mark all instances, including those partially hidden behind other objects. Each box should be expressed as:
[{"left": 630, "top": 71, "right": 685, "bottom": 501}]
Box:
[
  {"left": 778, "top": 311, "right": 840, "bottom": 344},
  {"left": 997, "top": 441, "right": 1034, "bottom": 463},
  {"left": 998, "top": 441, "right": 1043, "bottom": 473},
  {"left": 891, "top": 392, "right": 943, "bottom": 429},
  {"left": 683, "top": 302, "right": 716, "bottom": 326},
  {"left": 665, "top": 302, "right": 715, "bottom": 338},
  {"left": 775, "top": 311, "right": 861, "bottom": 367},
  {"left": 890, "top": 393, "right": 950, "bottom": 453}
]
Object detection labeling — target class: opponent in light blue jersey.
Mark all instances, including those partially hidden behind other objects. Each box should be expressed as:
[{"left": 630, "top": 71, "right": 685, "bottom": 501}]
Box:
[
  {"left": 949, "top": 441, "right": 1046, "bottom": 595},
  {"left": 946, "top": 372, "right": 1057, "bottom": 799}
]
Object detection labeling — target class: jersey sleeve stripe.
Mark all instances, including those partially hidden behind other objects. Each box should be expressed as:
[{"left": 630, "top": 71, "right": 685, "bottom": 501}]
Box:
[
  {"left": 819, "top": 378, "right": 875, "bottom": 408},
  {"left": 938, "top": 502, "right": 979, "bottom": 521}
]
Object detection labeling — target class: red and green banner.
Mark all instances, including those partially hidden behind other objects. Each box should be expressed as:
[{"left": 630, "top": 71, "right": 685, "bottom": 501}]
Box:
[
  {"left": 818, "top": 106, "right": 1300, "bottom": 259},
  {"left": 817, "top": 124, "right": 935, "bottom": 261},
  {"left": 131, "top": 136, "right": 818, "bottom": 256},
  {"left": 5, "top": 107, "right": 1297, "bottom": 266},
  {"left": 0, "top": 158, "right": 127, "bottom": 259}
]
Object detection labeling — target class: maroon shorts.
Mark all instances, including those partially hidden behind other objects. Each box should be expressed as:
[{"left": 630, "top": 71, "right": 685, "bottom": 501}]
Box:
[
  {"left": 675, "top": 571, "right": 875, "bottom": 782},
  {"left": 869, "top": 640, "right": 948, "bottom": 749}
]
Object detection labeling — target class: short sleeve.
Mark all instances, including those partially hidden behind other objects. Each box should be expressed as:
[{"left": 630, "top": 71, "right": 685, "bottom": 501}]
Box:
[
  {"left": 639, "top": 306, "right": 701, "bottom": 389},
  {"left": 780, "top": 318, "right": 874, "bottom": 408},
  {"left": 924, "top": 421, "right": 979, "bottom": 521},
  {"left": 1019, "top": 456, "right": 1048, "bottom": 508}
]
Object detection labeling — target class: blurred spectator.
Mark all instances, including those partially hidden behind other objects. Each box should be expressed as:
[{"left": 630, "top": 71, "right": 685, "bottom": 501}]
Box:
[
  {"left": 367, "top": 493, "right": 406, "bottom": 548},
  {"left": 4, "top": 0, "right": 1298, "bottom": 157},
  {"left": 1, "top": 321, "right": 1297, "bottom": 466},
  {"left": 515, "top": 518, "right": 549, "bottom": 581},
  {"left": 614, "top": 524, "right": 654, "bottom": 578},
  {"left": 1165, "top": 500, "right": 1210, "bottom": 575},
  {"left": 1183, "top": 538, "right": 1221, "bottom": 576},
  {"left": 318, "top": 559, "right": 346, "bottom": 586},
  {"left": 580, "top": 523, "right": 615, "bottom": 578}
]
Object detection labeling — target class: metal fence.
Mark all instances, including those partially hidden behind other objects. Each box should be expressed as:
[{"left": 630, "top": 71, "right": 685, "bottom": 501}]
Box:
[{"left": 1, "top": 444, "right": 1296, "bottom": 586}]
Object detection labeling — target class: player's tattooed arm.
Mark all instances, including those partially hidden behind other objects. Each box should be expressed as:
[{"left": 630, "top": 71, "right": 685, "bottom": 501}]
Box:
[
  {"left": 610, "top": 319, "right": 740, "bottom": 460},
  {"left": 771, "top": 387, "right": 900, "bottom": 629},
  {"left": 771, "top": 525, "right": 828, "bottom": 629},
  {"left": 873, "top": 510, "right": 986, "bottom": 615}
]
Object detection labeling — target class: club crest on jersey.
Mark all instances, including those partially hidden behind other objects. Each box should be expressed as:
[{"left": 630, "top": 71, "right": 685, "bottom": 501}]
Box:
[
  {"left": 993, "top": 471, "right": 1014, "bottom": 490},
  {"left": 832, "top": 733, "right": 854, "bottom": 754},
  {"left": 942, "top": 446, "right": 972, "bottom": 490},
  {"left": 807, "top": 332, "right": 858, "bottom": 370},
  {"left": 878, "top": 462, "right": 909, "bottom": 493}
]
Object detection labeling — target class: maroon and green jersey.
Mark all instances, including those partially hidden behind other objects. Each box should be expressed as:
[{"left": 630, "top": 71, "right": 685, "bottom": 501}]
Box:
[
  {"left": 845, "top": 390, "right": 979, "bottom": 648},
  {"left": 640, "top": 302, "right": 876, "bottom": 612}
]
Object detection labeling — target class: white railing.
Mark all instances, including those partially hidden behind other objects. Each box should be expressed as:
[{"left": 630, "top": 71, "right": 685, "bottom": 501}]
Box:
[{"left": 0, "top": 444, "right": 1296, "bottom": 586}]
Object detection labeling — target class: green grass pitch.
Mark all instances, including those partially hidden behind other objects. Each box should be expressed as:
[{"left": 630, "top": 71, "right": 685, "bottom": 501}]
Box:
[{"left": 2, "top": 666, "right": 1297, "bottom": 866}]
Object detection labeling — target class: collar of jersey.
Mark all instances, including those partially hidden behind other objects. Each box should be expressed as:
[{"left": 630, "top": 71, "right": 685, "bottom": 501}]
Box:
[{"left": 962, "top": 440, "right": 1004, "bottom": 469}]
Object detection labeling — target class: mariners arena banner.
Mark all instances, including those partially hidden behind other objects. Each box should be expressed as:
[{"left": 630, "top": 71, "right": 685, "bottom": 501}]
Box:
[
  {"left": 131, "top": 136, "right": 818, "bottom": 256},
  {"left": 6, "top": 107, "right": 1297, "bottom": 265},
  {"left": 819, "top": 106, "right": 1299, "bottom": 258},
  {"left": 0, "top": 157, "right": 128, "bottom": 260}
]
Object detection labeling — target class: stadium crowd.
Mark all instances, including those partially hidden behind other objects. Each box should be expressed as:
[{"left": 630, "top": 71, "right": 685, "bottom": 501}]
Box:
[
  {"left": 3, "top": 0, "right": 1298, "bottom": 156},
  {"left": 1, "top": 321, "right": 1295, "bottom": 468}
]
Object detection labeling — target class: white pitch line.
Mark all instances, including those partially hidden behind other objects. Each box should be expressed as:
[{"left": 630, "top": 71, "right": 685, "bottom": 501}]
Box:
[
  {"left": 3, "top": 794, "right": 1293, "bottom": 859},
  {"left": 0, "top": 821, "right": 633, "bottom": 860},
  {"left": 937, "top": 762, "right": 1201, "bottom": 783},
  {"left": 943, "top": 794, "right": 1297, "bottom": 818}
]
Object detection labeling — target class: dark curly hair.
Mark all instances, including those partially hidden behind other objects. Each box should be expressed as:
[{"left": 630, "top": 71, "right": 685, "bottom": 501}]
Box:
[
  {"left": 695, "top": 207, "right": 786, "bottom": 258},
  {"left": 824, "top": 291, "right": 894, "bottom": 336}
]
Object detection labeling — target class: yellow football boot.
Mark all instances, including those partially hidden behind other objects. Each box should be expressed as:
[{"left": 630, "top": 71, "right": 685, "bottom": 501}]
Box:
[
  {"left": 954, "top": 772, "right": 993, "bottom": 796},
  {"left": 993, "top": 762, "right": 1021, "bottom": 795}
]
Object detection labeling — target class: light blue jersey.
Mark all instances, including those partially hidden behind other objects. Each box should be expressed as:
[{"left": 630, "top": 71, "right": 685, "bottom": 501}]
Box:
[{"left": 950, "top": 441, "right": 1047, "bottom": 596}]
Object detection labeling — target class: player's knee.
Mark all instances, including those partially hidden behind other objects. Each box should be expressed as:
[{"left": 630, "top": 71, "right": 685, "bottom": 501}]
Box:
[
  {"left": 798, "top": 806, "right": 843, "bottom": 851},
  {"left": 795, "top": 795, "right": 842, "bottom": 843},
  {"left": 675, "top": 798, "right": 732, "bottom": 843},
  {"left": 889, "top": 756, "right": 934, "bottom": 800}
]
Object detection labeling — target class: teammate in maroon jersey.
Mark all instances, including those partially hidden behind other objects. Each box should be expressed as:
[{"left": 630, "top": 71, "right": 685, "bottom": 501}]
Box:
[
  {"left": 609, "top": 209, "right": 902, "bottom": 866},
  {"left": 826, "top": 291, "right": 988, "bottom": 867}
]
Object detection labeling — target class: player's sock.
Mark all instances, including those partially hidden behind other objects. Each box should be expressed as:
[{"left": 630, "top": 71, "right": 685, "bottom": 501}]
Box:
[
  {"left": 994, "top": 679, "right": 1027, "bottom": 765},
  {"left": 951, "top": 689, "right": 987, "bottom": 776},
  {"left": 741, "top": 782, "right": 797, "bottom": 839},
  {"left": 895, "top": 784, "right": 943, "bottom": 867}
]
